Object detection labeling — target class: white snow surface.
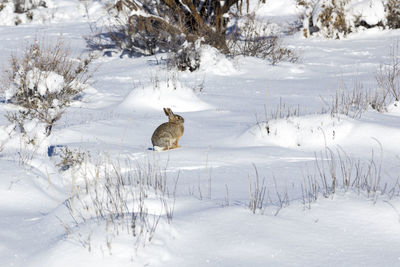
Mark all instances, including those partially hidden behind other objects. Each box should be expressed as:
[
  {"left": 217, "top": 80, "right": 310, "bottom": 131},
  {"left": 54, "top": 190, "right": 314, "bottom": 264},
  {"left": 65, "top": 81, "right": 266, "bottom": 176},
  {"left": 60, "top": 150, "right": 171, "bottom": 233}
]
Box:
[
  {"left": 348, "top": 0, "right": 386, "bottom": 26},
  {"left": 120, "top": 78, "right": 212, "bottom": 112},
  {"left": 199, "top": 45, "right": 239, "bottom": 75},
  {"left": 255, "top": 0, "right": 300, "bottom": 17},
  {"left": 1, "top": 0, "right": 400, "bottom": 267}
]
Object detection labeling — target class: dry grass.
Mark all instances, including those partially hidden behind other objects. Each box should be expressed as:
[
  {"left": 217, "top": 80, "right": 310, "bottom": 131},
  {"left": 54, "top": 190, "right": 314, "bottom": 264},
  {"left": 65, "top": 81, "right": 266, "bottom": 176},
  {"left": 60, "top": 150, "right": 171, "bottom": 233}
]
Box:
[
  {"left": 61, "top": 155, "right": 178, "bottom": 253},
  {"left": 247, "top": 147, "right": 399, "bottom": 215},
  {"left": 327, "top": 79, "right": 388, "bottom": 118}
]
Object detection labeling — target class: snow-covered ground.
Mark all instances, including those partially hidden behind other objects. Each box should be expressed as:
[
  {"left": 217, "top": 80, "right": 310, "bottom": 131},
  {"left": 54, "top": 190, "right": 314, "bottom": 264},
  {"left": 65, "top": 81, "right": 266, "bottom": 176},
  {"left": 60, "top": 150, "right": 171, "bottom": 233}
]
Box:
[{"left": 1, "top": 0, "right": 400, "bottom": 266}]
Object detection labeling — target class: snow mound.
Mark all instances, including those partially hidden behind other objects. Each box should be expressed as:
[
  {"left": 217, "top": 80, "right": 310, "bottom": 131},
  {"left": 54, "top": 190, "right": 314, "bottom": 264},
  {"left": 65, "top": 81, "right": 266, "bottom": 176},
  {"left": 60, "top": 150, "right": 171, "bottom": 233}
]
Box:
[
  {"left": 255, "top": 0, "right": 300, "bottom": 17},
  {"left": 199, "top": 46, "right": 239, "bottom": 76},
  {"left": 237, "top": 114, "right": 353, "bottom": 149},
  {"left": 0, "top": 118, "right": 50, "bottom": 155},
  {"left": 387, "top": 101, "right": 400, "bottom": 115},
  {"left": 348, "top": 0, "right": 386, "bottom": 26},
  {"left": 119, "top": 80, "right": 213, "bottom": 112}
]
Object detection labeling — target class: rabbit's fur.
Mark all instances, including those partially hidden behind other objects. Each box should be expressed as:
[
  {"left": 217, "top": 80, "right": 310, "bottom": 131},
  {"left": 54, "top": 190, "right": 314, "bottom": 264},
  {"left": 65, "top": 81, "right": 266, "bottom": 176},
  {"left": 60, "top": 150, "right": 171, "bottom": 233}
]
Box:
[{"left": 151, "top": 108, "right": 184, "bottom": 151}]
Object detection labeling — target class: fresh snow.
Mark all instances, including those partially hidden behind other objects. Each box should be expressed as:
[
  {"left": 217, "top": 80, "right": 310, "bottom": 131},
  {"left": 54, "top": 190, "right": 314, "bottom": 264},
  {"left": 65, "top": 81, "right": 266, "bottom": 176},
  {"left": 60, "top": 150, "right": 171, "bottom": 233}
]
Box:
[
  {"left": 26, "top": 69, "right": 65, "bottom": 95},
  {"left": 119, "top": 78, "right": 213, "bottom": 112},
  {"left": 348, "top": 0, "right": 386, "bottom": 26},
  {"left": 1, "top": 0, "right": 400, "bottom": 267}
]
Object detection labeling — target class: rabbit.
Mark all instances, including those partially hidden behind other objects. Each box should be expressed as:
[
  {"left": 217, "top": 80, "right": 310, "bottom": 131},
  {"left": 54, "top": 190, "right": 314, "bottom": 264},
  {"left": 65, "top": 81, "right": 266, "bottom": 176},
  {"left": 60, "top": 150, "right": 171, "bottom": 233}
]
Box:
[{"left": 151, "top": 108, "right": 184, "bottom": 151}]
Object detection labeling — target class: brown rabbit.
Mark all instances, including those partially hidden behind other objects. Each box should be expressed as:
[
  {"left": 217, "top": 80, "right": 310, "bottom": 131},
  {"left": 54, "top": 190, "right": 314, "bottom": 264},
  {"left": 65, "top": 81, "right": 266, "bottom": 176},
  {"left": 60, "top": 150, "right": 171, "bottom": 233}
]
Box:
[{"left": 151, "top": 108, "right": 184, "bottom": 151}]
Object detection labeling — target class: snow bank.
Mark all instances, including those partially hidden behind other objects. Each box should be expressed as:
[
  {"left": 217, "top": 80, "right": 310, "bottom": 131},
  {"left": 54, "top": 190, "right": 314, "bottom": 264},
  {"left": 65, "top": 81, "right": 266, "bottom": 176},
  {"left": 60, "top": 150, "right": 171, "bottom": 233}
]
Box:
[
  {"left": 238, "top": 110, "right": 400, "bottom": 152},
  {"left": 255, "top": 0, "right": 299, "bottom": 17},
  {"left": 237, "top": 114, "right": 353, "bottom": 149},
  {"left": 199, "top": 46, "right": 239, "bottom": 76},
  {"left": 348, "top": 0, "right": 386, "bottom": 26},
  {"left": 119, "top": 79, "right": 212, "bottom": 112},
  {"left": 387, "top": 101, "right": 400, "bottom": 115},
  {"left": 0, "top": 117, "right": 50, "bottom": 155}
]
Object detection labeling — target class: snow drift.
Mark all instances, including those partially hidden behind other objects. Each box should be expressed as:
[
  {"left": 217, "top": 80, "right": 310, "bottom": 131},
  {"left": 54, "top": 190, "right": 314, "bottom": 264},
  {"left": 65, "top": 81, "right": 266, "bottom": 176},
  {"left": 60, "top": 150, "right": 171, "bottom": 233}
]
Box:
[{"left": 119, "top": 79, "right": 212, "bottom": 112}]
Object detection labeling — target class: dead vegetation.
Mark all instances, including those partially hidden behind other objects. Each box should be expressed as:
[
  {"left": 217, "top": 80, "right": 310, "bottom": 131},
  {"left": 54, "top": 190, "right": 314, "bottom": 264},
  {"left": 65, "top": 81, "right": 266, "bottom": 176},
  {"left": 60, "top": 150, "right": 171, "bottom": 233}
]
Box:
[
  {"left": 1, "top": 38, "right": 95, "bottom": 137},
  {"left": 297, "top": 0, "right": 398, "bottom": 39},
  {"left": 86, "top": 0, "right": 298, "bottom": 69},
  {"left": 386, "top": 0, "right": 400, "bottom": 29},
  {"left": 90, "top": 0, "right": 243, "bottom": 56},
  {"left": 228, "top": 13, "right": 299, "bottom": 65}
]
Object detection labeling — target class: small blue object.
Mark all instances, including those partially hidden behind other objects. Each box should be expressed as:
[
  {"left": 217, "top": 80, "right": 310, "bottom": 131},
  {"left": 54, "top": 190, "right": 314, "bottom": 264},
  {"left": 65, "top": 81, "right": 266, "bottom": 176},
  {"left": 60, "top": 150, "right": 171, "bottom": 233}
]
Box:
[
  {"left": 47, "top": 146, "right": 55, "bottom": 157},
  {"left": 47, "top": 145, "right": 64, "bottom": 157}
]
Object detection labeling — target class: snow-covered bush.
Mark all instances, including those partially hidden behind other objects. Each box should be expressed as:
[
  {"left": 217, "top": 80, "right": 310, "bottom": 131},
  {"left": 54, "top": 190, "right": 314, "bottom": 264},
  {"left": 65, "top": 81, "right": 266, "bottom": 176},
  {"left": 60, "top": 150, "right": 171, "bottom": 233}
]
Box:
[
  {"left": 0, "top": 0, "right": 48, "bottom": 25},
  {"left": 87, "top": 0, "right": 238, "bottom": 56},
  {"left": 228, "top": 13, "right": 299, "bottom": 65},
  {"left": 86, "top": 1, "right": 298, "bottom": 67},
  {"left": 298, "top": 0, "right": 389, "bottom": 39},
  {"left": 386, "top": 0, "right": 400, "bottom": 29},
  {"left": 1, "top": 38, "right": 94, "bottom": 138},
  {"left": 12, "top": 0, "right": 47, "bottom": 13},
  {"left": 167, "top": 40, "right": 201, "bottom": 72},
  {"left": 87, "top": 0, "right": 268, "bottom": 59}
]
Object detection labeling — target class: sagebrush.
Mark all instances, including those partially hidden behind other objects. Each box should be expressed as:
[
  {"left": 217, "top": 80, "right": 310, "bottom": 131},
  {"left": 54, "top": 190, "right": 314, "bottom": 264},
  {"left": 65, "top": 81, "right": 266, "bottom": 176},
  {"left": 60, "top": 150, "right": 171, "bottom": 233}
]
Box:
[
  {"left": 1, "top": 38, "right": 95, "bottom": 137},
  {"left": 228, "top": 13, "right": 299, "bottom": 65}
]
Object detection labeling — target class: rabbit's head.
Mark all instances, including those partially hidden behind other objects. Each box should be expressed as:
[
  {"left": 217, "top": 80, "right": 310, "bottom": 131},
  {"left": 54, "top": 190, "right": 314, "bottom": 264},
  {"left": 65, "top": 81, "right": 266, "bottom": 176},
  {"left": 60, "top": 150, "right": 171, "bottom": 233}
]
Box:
[{"left": 164, "top": 108, "right": 184, "bottom": 124}]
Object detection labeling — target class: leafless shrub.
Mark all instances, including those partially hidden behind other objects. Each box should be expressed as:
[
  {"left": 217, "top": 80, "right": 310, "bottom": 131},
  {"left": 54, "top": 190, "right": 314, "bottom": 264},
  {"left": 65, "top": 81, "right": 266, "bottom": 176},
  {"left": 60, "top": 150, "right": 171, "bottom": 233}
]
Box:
[
  {"left": 228, "top": 13, "right": 299, "bottom": 65},
  {"left": 56, "top": 146, "right": 89, "bottom": 171},
  {"left": 1, "top": 38, "right": 95, "bottom": 137},
  {"left": 87, "top": 0, "right": 243, "bottom": 57},
  {"left": 376, "top": 42, "right": 400, "bottom": 102}
]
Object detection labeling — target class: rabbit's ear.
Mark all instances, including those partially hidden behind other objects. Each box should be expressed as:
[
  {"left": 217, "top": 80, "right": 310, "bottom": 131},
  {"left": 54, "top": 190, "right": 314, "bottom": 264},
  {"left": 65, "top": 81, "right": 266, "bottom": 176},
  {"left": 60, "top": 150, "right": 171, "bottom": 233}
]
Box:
[{"left": 163, "top": 108, "right": 172, "bottom": 116}]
